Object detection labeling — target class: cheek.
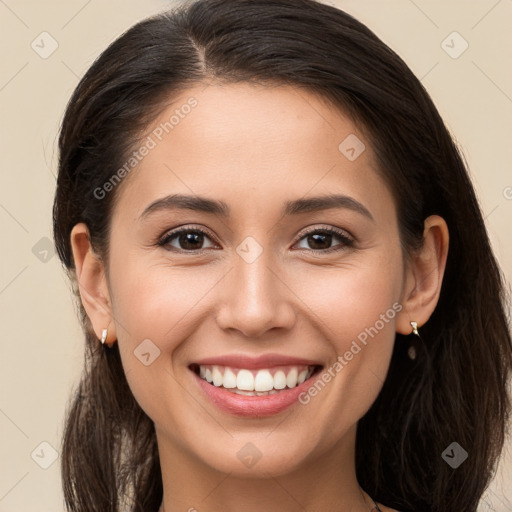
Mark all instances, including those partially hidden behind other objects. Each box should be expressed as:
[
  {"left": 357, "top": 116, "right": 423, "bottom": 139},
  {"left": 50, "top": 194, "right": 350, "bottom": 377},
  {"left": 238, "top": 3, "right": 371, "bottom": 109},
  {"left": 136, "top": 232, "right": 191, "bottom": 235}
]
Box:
[
  {"left": 292, "top": 255, "right": 402, "bottom": 344},
  {"left": 108, "top": 259, "right": 215, "bottom": 427},
  {"left": 108, "top": 258, "right": 227, "bottom": 416},
  {"left": 291, "top": 253, "right": 402, "bottom": 399},
  {"left": 109, "top": 254, "right": 220, "bottom": 344}
]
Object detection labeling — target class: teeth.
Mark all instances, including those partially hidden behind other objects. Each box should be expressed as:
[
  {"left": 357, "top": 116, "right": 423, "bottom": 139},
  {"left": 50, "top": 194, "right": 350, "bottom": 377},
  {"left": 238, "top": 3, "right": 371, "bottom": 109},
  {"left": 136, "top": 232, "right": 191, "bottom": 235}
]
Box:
[
  {"left": 254, "top": 369, "right": 273, "bottom": 392},
  {"left": 222, "top": 368, "right": 237, "bottom": 389},
  {"left": 212, "top": 366, "right": 223, "bottom": 387},
  {"left": 286, "top": 367, "right": 298, "bottom": 388},
  {"left": 228, "top": 388, "right": 279, "bottom": 396},
  {"left": 273, "top": 370, "right": 287, "bottom": 389},
  {"left": 297, "top": 369, "right": 308, "bottom": 385},
  {"left": 237, "top": 369, "right": 254, "bottom": 391},
  {"left": 196, "top": 364, "right": 317, "bottom": 392}
]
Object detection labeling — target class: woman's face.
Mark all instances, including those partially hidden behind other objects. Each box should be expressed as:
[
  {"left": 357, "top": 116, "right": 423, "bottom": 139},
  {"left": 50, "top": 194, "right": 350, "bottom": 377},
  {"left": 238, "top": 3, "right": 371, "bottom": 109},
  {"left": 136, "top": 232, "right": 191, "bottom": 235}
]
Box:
[{"left": 105, "top": 83, "right": 407, "bottom": 477}]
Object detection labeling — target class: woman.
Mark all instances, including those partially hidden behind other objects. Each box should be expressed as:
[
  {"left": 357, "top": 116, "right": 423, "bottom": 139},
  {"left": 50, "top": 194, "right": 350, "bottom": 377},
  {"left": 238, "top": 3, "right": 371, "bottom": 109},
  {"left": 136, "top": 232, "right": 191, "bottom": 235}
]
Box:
[{"left": 52, "top": 0, "right": 512, "bottom": 510}]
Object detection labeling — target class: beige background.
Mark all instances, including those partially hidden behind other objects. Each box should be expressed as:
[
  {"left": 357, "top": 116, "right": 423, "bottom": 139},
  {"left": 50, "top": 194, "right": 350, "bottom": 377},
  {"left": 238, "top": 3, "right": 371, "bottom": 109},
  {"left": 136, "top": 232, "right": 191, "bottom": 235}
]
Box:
[{"left": 1, "top": 0, "right": 511, "bottom": 510}]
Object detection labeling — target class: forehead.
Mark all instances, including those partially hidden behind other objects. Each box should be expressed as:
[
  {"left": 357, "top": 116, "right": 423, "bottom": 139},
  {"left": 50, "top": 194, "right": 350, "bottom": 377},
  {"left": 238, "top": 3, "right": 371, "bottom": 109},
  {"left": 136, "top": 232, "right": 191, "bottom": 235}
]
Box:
[{"left": 112, "top": 82, "right": 394, "bottom": 224}]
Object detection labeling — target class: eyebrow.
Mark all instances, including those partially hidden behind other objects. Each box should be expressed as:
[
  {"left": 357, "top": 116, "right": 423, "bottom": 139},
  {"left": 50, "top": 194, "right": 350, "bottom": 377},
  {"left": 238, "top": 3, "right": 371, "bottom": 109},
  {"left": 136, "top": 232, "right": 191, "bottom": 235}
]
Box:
[{"left": 139, "top": 193, "right": 374, "bottom": 222}]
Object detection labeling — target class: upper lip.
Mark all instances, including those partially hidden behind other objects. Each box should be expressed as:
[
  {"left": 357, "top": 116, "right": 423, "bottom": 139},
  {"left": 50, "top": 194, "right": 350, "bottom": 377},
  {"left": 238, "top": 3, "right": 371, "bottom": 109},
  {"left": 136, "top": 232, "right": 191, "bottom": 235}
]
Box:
[{"left": 191, "top": 353, "right": 323, "bottom": 369}]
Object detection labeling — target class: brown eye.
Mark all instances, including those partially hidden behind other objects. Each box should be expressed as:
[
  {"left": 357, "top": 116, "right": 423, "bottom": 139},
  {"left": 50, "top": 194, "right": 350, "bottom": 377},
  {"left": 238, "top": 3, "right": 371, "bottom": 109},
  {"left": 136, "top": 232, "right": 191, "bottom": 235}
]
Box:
[
  {"left": 294, "top": 227, "right": 354, "bottom": 253},
  {"left": 158, "top": 227, "right": 216, "bottom": 252}
]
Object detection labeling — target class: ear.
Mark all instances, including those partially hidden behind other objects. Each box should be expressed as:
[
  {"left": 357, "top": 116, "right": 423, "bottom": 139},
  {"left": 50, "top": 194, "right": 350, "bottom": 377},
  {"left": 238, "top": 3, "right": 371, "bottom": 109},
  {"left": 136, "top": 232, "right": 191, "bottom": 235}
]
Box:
[
  {"left": 70, "top": 223, "right": 117, "bottom": 346},
  {"left": 396, "top": 215, "right": 449, "bottom": 335}
]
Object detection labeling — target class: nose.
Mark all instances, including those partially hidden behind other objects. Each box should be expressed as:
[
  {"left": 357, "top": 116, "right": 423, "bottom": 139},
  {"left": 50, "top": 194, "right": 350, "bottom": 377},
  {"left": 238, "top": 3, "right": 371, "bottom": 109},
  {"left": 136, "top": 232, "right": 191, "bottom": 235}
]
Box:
[{"left": 215, "top": 245, "right": 297, "bottom": 338}]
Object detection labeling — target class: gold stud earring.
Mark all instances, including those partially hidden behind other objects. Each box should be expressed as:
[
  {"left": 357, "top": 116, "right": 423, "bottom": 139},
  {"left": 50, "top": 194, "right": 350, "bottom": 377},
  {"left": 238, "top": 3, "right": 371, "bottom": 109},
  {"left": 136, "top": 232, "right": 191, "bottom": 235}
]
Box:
[{"left": 408, "top": 321, "right": 420, "bottom": 360}]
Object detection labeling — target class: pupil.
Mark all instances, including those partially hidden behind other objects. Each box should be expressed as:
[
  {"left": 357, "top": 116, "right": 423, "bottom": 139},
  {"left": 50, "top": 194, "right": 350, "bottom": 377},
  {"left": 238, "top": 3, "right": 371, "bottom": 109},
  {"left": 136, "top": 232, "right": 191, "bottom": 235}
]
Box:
[
  {"left": 309, "top": 233, "right": 331, "bottom": 249},
  {"left": 181, "top": 232, "right": 202, "bottom": 249}
]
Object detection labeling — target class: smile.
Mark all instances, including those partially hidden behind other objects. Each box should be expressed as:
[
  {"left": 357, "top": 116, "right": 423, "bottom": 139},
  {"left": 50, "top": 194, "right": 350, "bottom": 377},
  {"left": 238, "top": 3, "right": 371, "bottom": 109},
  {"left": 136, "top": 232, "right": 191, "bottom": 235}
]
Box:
[{"left": 190, "top": 364, "right": 321, "bottom": 395}]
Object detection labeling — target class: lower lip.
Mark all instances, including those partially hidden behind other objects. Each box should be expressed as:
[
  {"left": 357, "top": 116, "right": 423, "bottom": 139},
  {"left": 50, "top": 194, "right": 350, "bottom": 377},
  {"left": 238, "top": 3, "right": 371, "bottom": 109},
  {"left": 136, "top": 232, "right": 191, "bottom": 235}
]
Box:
[{"left": 191, "top": 368, "right": 320, "bottom": 417}]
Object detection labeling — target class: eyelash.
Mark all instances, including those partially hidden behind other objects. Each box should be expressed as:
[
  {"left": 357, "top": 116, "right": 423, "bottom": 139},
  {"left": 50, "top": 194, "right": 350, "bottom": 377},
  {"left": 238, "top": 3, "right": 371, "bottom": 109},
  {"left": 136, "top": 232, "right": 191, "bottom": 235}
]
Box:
[{"left": 156, "top": 225, "right": 355, "bottom": 254}]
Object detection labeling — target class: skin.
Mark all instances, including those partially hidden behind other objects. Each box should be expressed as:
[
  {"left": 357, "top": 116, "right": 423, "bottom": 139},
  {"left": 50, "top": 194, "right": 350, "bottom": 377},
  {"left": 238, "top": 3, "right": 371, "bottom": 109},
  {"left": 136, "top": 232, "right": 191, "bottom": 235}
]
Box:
[{"left": 71, "top": 82, "right": 449, "bottom": 512}]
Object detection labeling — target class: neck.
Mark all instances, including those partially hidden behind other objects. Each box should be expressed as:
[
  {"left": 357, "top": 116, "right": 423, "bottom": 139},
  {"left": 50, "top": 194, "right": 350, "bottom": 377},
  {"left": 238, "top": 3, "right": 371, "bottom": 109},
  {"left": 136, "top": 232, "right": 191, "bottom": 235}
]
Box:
[{"left": 155, "top": 424, "right": 377, "bottom": 512}]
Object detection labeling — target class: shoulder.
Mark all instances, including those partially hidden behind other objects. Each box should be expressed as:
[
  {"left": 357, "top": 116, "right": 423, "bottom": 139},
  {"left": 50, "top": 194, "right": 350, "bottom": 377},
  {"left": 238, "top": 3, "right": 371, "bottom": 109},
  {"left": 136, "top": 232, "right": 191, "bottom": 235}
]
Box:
[{"left": 377, "top": 505, "right": 402, "bottom": 512}]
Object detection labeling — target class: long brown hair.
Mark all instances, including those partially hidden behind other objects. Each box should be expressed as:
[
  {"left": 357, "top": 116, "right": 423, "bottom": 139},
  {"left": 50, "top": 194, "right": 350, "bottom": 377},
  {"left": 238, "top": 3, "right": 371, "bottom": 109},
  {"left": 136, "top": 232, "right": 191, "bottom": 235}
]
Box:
[{"left": 52, "top": 1, "right": 512, "bottom": 510}]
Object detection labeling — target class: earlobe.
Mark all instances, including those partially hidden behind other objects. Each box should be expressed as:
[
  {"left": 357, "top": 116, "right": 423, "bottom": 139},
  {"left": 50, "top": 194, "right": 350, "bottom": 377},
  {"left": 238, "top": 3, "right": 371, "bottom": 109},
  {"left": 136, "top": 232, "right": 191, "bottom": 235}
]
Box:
[
  {"left": 396, "top": 215, "right": 449, "bottom": 335},
  {"left": 70, "top": 223, "right": 117, "bottom": 344}
]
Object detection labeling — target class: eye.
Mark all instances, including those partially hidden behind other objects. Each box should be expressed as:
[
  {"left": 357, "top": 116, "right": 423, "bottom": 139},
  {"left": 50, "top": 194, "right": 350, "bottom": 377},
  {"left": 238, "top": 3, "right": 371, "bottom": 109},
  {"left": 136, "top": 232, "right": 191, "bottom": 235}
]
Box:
[
  {"left": 156, "top": 225, "right": 354, "bottom": 254},
  {"left": 157, "top": 226, "right": 217, "bottom": 252},
  {"left": 293, "top": 226, "right": 354, "bottom": 253}
]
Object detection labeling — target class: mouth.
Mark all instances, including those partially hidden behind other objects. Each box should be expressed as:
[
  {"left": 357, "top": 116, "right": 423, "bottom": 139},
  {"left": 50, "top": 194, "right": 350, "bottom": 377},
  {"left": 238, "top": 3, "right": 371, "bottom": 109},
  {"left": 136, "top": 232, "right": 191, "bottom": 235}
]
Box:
[{"left": 189, "top": 363, "right": 324, "bottom": 397}]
